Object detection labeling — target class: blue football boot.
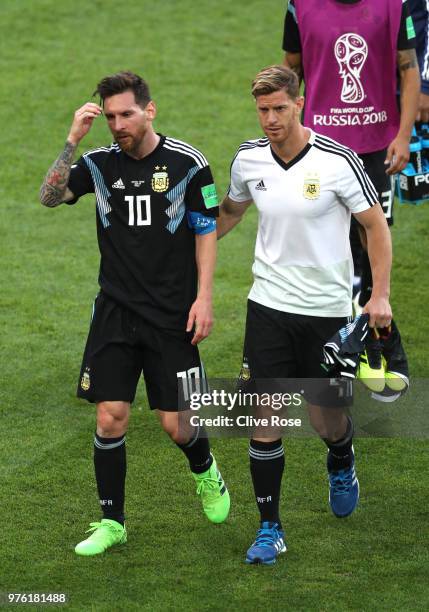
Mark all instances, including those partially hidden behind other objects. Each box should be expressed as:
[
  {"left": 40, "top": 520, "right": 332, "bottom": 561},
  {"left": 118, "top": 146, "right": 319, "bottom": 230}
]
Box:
[
  {"left": 245, "top": 522, "right": 287, "bottom": 565},
  {"left": 328, "top": 450, "right": 359, "bottom": 518}
]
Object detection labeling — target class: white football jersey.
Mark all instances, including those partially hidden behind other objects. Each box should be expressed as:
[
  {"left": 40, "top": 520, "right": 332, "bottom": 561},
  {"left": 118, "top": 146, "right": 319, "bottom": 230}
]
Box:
[{"left": 228, "top": 129, "right": 378, "bottom": 317}]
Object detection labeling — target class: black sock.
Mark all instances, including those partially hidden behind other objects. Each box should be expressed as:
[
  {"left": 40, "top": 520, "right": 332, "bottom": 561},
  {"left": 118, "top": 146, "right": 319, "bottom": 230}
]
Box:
[
  {"left": 324, "top": 417, "right": 354, "bottom": 472},
  {"left": 249, "top": 439, "right": 284, "bottom": 529},
  {"left": 176, "top": 425, "right": 213, "bottom": 474},
  {"left": 94, "top": 433, "right": 126, "bottom": 525}
]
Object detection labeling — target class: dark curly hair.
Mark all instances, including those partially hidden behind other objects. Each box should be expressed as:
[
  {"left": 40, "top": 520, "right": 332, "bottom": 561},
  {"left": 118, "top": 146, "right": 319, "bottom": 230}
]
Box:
[{"left": 93, "top": 71, "right": 151, "bottom": 108}]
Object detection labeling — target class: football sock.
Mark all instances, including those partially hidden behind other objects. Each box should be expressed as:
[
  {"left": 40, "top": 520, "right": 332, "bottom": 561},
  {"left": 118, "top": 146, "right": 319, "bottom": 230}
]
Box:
[
  {"left": 94, "top": 433, "right": 126, "bottom": 525},
  {"left": 176, "top": 425, "right": 213, "bottom": 474},
  {"left": 324, "top": 417, "right": 354, "bottom": 472},
  {"left": 359, "top": 251, "right": 372, "bottom": 306},
  {"left": 249, "top": 439, "right": 284, "bottom": 529}
]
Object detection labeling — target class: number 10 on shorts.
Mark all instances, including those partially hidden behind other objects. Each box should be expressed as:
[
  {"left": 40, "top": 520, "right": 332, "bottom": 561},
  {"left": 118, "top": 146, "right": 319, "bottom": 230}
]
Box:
[
  {"left": 177, "top": 366, "right": 207, "bottom": 401},
  {"left": 124, "top": 195, "right": 151, "bottom": 226}
]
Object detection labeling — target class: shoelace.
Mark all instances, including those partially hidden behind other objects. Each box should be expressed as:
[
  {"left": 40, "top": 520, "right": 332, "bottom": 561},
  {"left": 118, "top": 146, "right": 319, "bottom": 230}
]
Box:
[
  {"left": 253, "top": 527, "right": 279, "bottom": 549},
  {"left": 85, "top": 522, "right": 104, "bottom": 534},
  {"left": 85, "top": 521, "right": 122, "bottom": 539},
  {"left": 196, "top": 476, "right": 220, "bottom": 499},
  {"left": 329, "top": 470, "right": 354, "bottom": 496}
]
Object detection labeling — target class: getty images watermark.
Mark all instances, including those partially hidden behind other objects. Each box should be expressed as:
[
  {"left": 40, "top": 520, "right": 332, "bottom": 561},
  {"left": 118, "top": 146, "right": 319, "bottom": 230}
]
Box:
[
  {"left": 188, "top": 388, "right": 303, "bottom": 429},
  {"left": 178, "top": 377, "right": 429, "bottom": 438}
]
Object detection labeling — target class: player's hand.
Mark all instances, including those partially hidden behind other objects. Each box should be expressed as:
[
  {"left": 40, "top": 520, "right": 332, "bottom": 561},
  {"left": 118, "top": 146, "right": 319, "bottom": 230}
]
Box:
[
  {"left": 362, "top": 295, "right": 392, "bottom": 329},
  {"left": 67, "top": 102, "right": 102, "bottom": 146},
  {"left": 417, "top": 92, "right": 429, "bottom": 124},
  {"left": 186, "top": 296, "right": 213, "bottom": 345},
  {"left": 384, "top": 135, "right": 410, "bottom": 175}
]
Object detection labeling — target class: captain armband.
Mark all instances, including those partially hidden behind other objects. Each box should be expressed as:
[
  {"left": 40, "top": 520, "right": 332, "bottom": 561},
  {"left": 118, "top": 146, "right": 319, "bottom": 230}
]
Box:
[{"left": 187, "top": 211, "right": 217, "bottom": 235}]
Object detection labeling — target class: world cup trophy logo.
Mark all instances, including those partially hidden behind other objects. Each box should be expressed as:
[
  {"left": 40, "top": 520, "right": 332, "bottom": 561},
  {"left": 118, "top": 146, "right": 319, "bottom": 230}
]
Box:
[{"left": 334, "top": 33, "right": 368, "bottom": 103}]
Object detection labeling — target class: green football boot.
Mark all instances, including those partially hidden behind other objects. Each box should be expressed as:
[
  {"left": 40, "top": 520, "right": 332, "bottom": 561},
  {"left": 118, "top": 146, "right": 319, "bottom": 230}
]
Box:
[
  {"left": 75, "top": 519, "right": 127, "bottom": 556},
  {"left": 385, "top": 370, "right": 409, "bottom": 392},
  {"left": 358, "top": 350, "right": 385, "bottom": 392},
  {"left": 380, "top": 321, "right": 409, "bottom": 393},
  {"left": 193, "top": 455, "right": 230, "bottom": 524},
  {"left": 358, "top": 330, "right": 385, "bottom": 393}
]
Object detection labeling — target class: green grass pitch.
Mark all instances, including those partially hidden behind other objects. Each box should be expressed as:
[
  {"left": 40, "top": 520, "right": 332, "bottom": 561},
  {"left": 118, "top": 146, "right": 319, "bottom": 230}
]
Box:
[{"left": 0, "top": 0, "right": 428, "bottom": 609}]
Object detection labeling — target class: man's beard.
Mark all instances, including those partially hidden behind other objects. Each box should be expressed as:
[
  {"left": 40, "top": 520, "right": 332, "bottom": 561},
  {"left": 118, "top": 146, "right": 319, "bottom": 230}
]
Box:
[{"left": 116, "top": 134, "right": 135, "bottom": 152}]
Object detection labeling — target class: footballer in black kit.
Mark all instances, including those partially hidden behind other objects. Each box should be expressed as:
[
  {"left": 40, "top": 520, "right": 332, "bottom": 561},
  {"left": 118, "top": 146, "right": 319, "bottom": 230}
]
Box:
[
  {"left": 69, "top": 136, "right": 217, "bottom": 407},
  {"left": 68, "top": 137, "right": 217, "bottom": 331},
  {"left": 40, "top": 71, "right": 230, "bottom": 557}
]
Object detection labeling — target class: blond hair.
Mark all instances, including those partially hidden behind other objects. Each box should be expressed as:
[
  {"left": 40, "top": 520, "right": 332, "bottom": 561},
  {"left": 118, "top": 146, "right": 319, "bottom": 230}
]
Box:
[{"left": 252, "top": 65, "right": 299, "bottom": 99}]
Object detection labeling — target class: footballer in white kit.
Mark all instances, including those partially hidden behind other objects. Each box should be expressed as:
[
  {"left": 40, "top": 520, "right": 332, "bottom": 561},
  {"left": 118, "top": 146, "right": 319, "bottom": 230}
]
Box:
[
  {"left": 229, "top": 129, "right": 378, "bottom": 318},
  {"left": 217, "top": 65, "right": 392, "bottom": 566}
]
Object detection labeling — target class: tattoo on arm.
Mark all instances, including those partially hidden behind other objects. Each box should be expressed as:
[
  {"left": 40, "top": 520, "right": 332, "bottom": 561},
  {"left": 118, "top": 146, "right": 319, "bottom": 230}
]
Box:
[
  {"left": 397, "top": 48, "right": 418, "bottom": 72},
  {"left": 39, "top": 141, "right": 76, "bottom": 207}
]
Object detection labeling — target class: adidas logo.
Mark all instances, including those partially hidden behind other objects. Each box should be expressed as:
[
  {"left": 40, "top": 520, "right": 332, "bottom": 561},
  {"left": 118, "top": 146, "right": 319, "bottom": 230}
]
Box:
[
  {"left": 275, "top": 538, "right": 286, "bottom": 552},
  {"left": 112, "top": 178, "right": 125, "bottom": 189},
  {"left": 255, "top": 179, "right": 267, "bottom": 191}
]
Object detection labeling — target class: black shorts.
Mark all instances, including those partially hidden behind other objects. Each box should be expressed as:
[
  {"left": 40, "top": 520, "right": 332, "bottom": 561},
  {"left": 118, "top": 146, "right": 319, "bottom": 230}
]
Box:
[
  {"left": 243, "top": 300, "right": 352, "bottom": 407},
  {"left": 77, "top": 292, "right": 205, "bottom": 410},
  {"left": 359, "top": 149, "right": 394, "bottom": 225}
]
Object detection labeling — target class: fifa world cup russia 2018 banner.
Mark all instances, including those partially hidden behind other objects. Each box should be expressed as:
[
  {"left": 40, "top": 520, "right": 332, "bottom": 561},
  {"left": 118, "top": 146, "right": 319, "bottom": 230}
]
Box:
[{"left": 294, "top": 0, "right": 401, "bottom": 154}]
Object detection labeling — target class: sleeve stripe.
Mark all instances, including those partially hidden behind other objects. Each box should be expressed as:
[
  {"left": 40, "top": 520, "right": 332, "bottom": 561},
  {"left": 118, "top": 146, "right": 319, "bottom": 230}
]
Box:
[
  {"left": 314, "top": 134, "right": 379, "bottom": 202},
  {"left": 230, "top": 138, "right": 270, "bottom": 169},
  {"left": 165, "top": 136, "right": 208, "bottom": 164},
  {"left": 313, "top": 139, "right": 378, "bottom": 207},
  {"left": 237, "top": 138, "right": 270, "bottom": 153},
  {"left": 163, "top": 142, "right": 206, "bottom": 168},
  {"left": 82, "top": 155, "right": 112, "bottom": 228},
  {"left": 314, "top": 142, "right": 377, "bottom": 207},
  {"left": 164, "top": 137, "right": 208, "bottom": 168},
  {"left": 82, "top": 146, "right": 112, "bottom": 155}
]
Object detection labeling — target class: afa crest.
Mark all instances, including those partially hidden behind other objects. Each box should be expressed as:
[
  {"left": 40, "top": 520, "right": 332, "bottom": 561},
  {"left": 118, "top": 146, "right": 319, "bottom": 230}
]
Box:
[
  {"left": 81, "top": 370, "right": 91, "bottom": 391},
  {"left": 152, "top": 165, "right": 169, "bottom": 192},
  {"left": 303, "top": 172, "right": 320, "bottom": 200},
  {"left": 238, "top": 360, "right": 251, "bottom": 382}
]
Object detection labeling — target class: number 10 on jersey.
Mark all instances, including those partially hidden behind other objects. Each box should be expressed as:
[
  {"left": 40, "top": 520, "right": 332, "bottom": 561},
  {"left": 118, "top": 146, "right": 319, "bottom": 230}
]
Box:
[{"left": 124, "top": 195, "right": 151, "bottom": 226}]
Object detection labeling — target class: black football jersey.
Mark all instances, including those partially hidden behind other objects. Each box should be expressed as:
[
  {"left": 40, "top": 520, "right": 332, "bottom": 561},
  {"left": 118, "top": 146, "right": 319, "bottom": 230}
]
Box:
[{"left": 67, "top": 135, "right": 219, "bottom": 330}]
